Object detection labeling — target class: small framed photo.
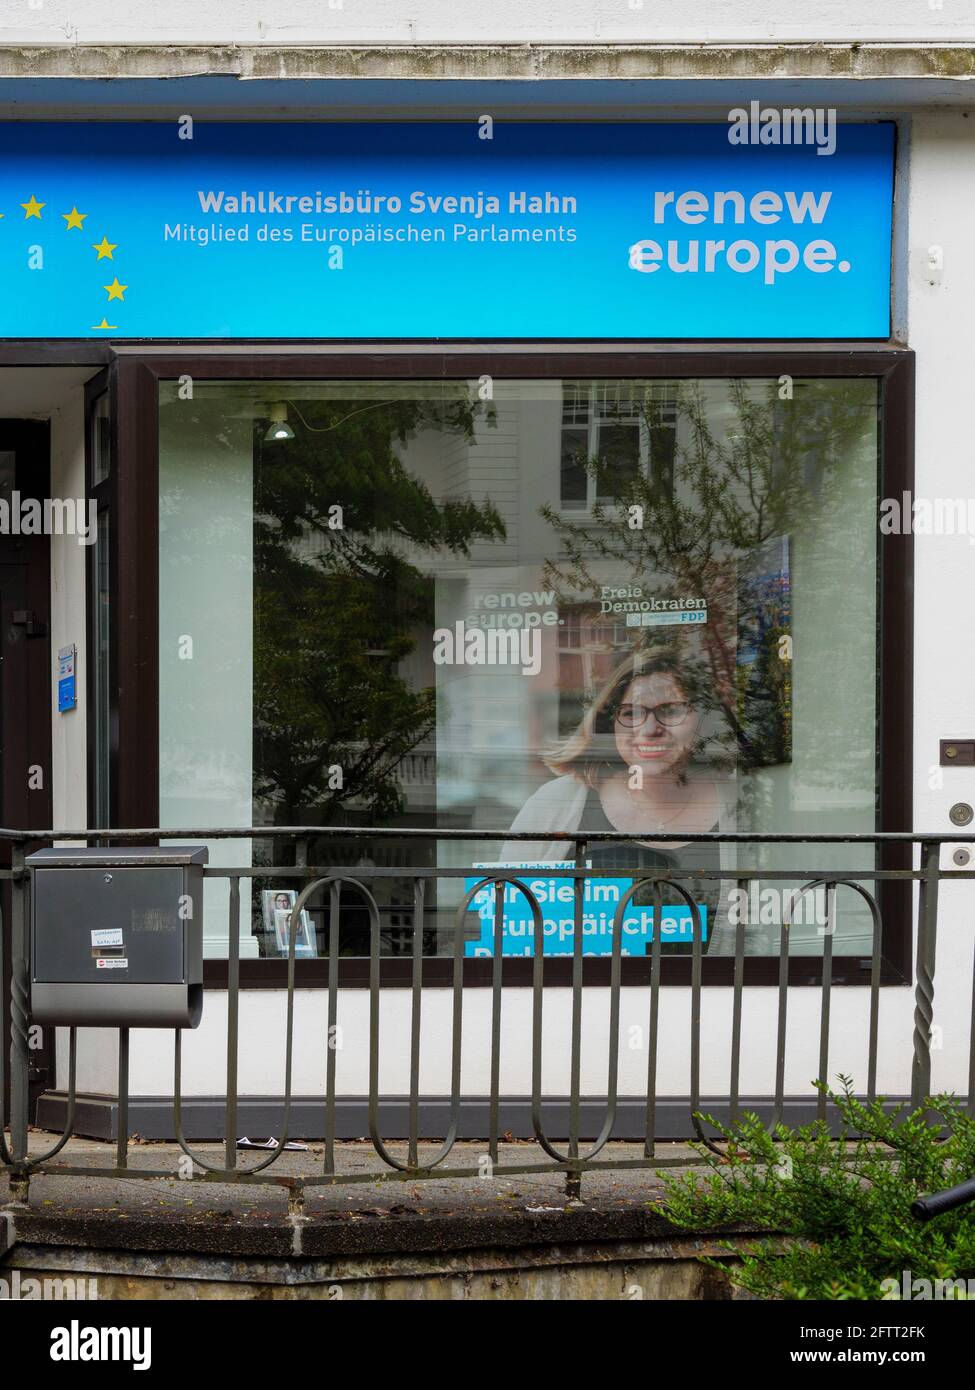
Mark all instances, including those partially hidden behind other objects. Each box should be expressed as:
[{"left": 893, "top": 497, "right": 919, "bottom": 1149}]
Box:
[{"left": 261, "top": 889, "right": 316, "bottom": 958}]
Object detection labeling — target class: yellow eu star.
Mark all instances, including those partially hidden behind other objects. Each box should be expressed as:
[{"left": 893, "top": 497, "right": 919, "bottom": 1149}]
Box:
[
  {"left": 104, "top": 277, "right": 128, "bottom": 302},
  {"left": 62, "top": 207, "right": 87, "bottom": 230},
  {"left": 92, "top": 236, "right": 117, "bottom": 260},
  {"left": 90, "top": 319, "right": 118, "bottom": 331},
  {"left": 21, "top": 195, "right": 45, "bottom": 219}
]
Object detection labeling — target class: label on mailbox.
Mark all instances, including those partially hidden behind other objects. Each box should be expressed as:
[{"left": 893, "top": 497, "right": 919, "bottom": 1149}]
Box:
[
  {"left": 92, "top": 928, "right": 123, "bottom": 948},
  {"left": 96, "top": 957, "right": 128, "bottom": 970}
]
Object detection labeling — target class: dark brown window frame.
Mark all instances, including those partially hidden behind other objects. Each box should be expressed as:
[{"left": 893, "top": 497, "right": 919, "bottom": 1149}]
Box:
[
  {"left": 86, "top": 343, "right": 914, "bottom": 990},
  {"left": 84, "top": 366, "right": 114, "bottom": 830}
]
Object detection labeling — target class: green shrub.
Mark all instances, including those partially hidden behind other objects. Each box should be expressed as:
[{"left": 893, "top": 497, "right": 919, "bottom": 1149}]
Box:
[{"left": 659, "top": 1077, "right": 975, "bottom": 1300}]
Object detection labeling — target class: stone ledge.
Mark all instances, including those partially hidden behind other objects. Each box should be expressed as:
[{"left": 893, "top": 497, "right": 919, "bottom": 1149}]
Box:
[
  {"left": 6, "top": 1202, "right": 734, "bottom": 1260},
  {"left": 0, "top": 43, "right": 973, "bottom": 83}
]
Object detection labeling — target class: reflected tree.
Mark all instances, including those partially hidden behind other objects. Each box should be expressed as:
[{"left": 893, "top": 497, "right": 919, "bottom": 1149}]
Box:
[{"left": 253, "top": 393, "right": 504, "bottom": 825}]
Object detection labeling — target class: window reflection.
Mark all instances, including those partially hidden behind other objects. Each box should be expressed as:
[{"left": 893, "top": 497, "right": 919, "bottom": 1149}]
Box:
[{"left": 159, "top": 377, "right": 879, "bottom": 961}]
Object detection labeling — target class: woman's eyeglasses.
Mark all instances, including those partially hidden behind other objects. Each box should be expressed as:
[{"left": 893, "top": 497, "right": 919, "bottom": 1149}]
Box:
[{"left": 615, "top": 701, "right": 692, "bottom": 729}]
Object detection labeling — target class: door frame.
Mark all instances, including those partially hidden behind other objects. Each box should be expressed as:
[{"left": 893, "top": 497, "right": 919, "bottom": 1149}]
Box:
[{"left": 0, "top": 418, "right": 54, "bottom": 1117}]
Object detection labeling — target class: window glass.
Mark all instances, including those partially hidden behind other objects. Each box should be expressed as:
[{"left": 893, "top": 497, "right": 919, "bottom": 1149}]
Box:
[
  {"left": 90, "top": 392, "right": 111, "bottom": 486},
  {"left": 159, "top": 377, "right": 880, "bottom": 961}
]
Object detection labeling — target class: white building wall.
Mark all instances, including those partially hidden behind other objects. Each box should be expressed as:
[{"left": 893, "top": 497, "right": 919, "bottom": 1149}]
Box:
[
  {"left": 131, "top": 983, "right": 914, "bottom": 1098},
  {"left": 3, "top": 0, "right": 975, "bottom": 45},
  {"left": 48, "top": 389, "right": 87, "bottom": 835},
  {"left": 904, "top": 109, "right": 975, "bottom": 1094}
]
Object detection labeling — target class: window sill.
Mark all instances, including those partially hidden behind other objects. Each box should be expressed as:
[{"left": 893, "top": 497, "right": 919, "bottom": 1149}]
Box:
[{"left": 203, "top": 956, "right": 910, "bottom": 989}]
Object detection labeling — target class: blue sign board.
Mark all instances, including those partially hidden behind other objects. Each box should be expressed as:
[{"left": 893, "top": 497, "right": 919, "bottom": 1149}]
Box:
[
  {"left": 464, "top": 866, "right": 708, "bottom": 957},
  {"left": 0, "top": 121, "right": 893, "bottom": 339}
]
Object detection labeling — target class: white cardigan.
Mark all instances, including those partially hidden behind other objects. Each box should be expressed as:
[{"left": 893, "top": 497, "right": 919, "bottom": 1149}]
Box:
[{"left": 499, "top": 774, "right": 756, "bottom": 956}]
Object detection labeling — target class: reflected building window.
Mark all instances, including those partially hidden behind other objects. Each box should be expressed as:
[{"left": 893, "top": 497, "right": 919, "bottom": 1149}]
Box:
[{"left": 559, "top": 381, "right": 677, "bottom": 511}]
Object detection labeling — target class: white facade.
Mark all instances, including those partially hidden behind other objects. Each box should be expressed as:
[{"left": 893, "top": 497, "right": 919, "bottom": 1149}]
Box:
[{"left": 5, "top": 0, "right": 975, "bottom": 45}]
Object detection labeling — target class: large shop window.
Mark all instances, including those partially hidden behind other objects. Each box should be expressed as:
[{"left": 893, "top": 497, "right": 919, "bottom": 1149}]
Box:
[{"left": 158, "top": 376, "right": 880, "bottom": 964}]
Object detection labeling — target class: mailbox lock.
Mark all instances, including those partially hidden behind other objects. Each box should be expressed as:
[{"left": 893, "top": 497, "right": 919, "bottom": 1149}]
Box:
[
  {"left": 953, "top": 847, "right": 972, "bottom": 867},
  {"left": 941, "top": 740, "right": 975, "bottom": 766},
  {"left": 103, "top": 873, "right": 113, "bottom": 884},
  {"left": 949, "top": 802, "right": 974, "bottom": 826}
]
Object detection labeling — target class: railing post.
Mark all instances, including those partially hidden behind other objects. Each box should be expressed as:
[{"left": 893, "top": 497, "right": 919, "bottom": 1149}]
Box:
[
  {"left": 224, "top": 875, "right": 241, "bottom": 1172},
  {"left": 911, "top": 840, "right": 940, "bottom": 1110},
  {"left": 8, "top": 844, "right": 31, "bottom": 1202},
  {"left": 565, "top": 838, "right": 586, "bottom": 1205}
]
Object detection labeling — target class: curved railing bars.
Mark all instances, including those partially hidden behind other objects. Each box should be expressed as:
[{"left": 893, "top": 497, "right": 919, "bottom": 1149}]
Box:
[
  {"left": 529, "top": 860, "right": 642, "bottom": 1167},
  {"left": 784, "top": 877, "right": 885, "bottom": 1114},
  {"left": 615, "top": 876, "right": 717, "bottom": 1155},
  {"left": 4, "top": 825, "right": 963, "bottom": 1203},
  {"left": 368, "top": 873, "right": 462, "bottom": 1172},
  {"left": 0, "top": 874, "right": 78, "bottom": 1171},
  {"left": 22, "top": 1028, "right": 78, "bottom": 1169},
  {"left": 173, "top": 874, "right": 315, "bottom": 1176},
  {"left": 454, "top": 874, "right": 546, "bottom": 1165}
]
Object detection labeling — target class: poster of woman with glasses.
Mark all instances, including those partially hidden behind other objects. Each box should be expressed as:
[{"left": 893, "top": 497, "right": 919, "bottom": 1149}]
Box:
[
  {"left": 498, "top": 640, "right": 733, "bottom": 944},
  {"left": 492, "top": 538, "right": 787, "bottom": 962}
]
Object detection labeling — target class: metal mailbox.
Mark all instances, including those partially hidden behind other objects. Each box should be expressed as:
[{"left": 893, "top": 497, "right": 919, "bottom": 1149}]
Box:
[{"left": 27, "top": 846, "right": 207, "bottom": 1028}]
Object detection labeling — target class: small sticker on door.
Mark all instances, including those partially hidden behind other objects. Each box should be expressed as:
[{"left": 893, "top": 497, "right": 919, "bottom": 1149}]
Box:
[
  {"left": 96, "top": 957, "right": 128, "bottom": 970},
  {"left": 92, "top": 928, "right": 124, "bottom": 948}
]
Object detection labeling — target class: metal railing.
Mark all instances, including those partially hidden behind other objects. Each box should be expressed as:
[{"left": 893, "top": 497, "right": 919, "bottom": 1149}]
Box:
[{"left": 3, "top": 825, "right": 975, "bottom": 1210}]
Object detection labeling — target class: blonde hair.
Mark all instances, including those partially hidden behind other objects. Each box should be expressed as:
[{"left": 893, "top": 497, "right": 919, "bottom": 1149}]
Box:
[{"left": 544, "top": 647, "right": 698, "bottom": 787}]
